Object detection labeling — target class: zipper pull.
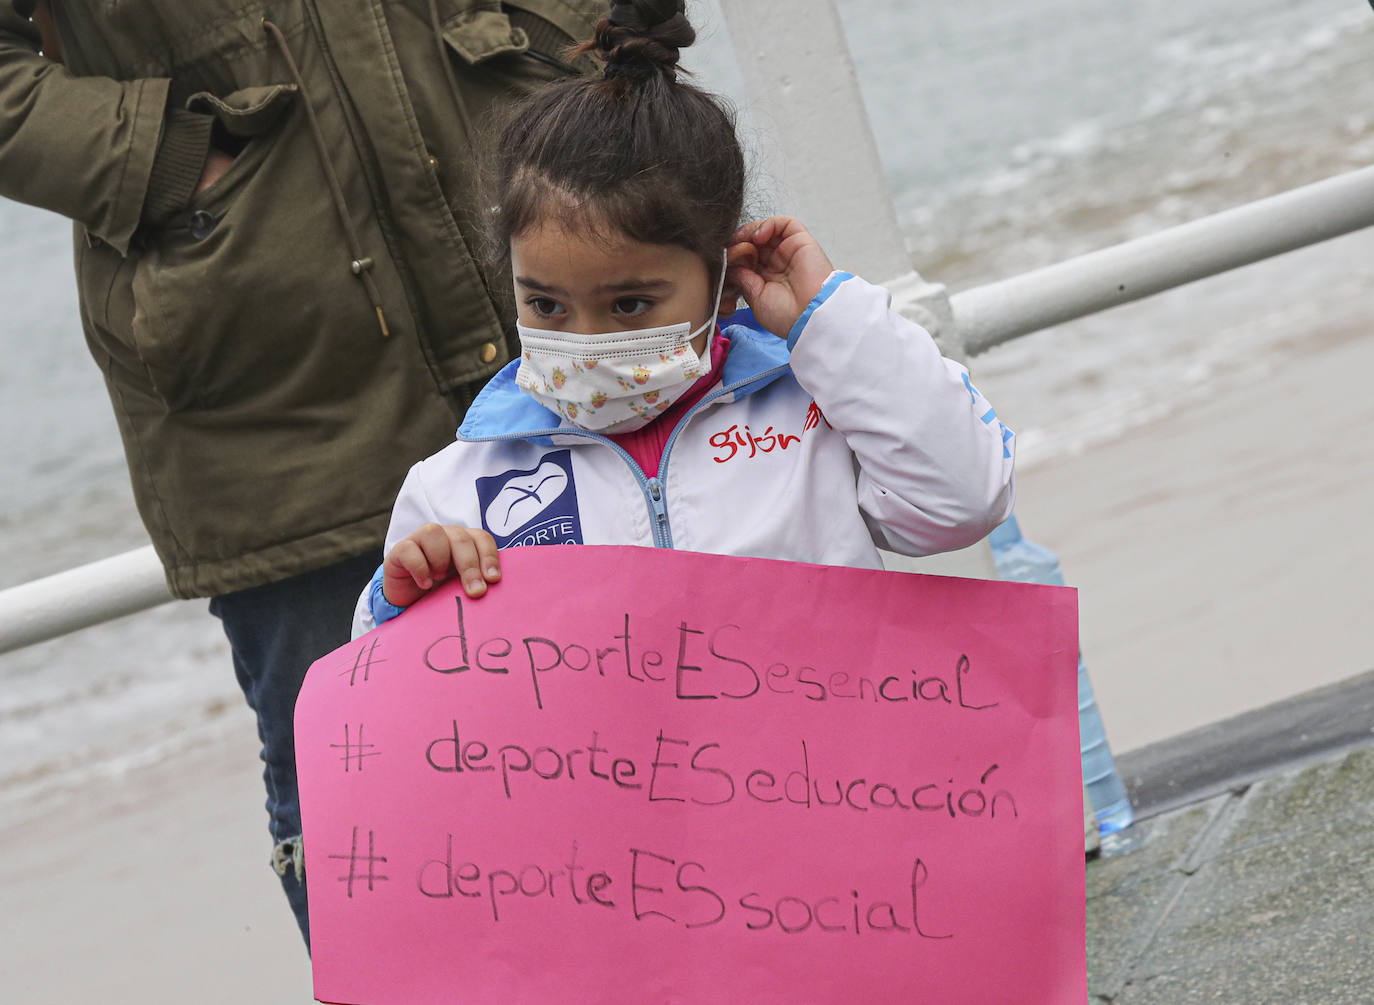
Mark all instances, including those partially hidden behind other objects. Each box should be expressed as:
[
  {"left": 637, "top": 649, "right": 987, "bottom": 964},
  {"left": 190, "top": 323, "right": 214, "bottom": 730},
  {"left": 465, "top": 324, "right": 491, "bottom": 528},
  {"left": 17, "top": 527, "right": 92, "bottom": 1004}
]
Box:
[{"left": 647, "top": 477, "right": 670, "bottom": 543}]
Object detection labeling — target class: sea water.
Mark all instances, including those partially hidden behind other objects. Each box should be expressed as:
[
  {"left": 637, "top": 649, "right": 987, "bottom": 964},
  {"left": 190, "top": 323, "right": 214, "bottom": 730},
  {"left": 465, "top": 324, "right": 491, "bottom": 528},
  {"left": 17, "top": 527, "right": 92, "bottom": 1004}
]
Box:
[{"left": 3, "top": 0, "right": 1374, "bottom": 819}]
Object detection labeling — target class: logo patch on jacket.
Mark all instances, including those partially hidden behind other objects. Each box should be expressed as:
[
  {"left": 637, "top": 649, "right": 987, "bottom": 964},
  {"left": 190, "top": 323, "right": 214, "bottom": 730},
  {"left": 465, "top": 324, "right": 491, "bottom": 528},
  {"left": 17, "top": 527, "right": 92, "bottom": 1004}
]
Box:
[
  {"left": 804, "top": 400, "right": 831, "bottom": 432},
  {"left": 476, "top": 450, "right": 583, "bottom": 547}
]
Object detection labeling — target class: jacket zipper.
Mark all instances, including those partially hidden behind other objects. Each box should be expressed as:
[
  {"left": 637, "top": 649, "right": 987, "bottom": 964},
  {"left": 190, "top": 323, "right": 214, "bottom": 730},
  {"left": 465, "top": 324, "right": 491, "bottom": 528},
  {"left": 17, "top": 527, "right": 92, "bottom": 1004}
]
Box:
[
  {"left": 467, "top": 362, "right": 792, "bottom": 550},
  {"left": 645, "top": 478, "right": 670, "bottom": 547},
  {"left": 296, "top": 0, "right": 464, "bottom": 373}
]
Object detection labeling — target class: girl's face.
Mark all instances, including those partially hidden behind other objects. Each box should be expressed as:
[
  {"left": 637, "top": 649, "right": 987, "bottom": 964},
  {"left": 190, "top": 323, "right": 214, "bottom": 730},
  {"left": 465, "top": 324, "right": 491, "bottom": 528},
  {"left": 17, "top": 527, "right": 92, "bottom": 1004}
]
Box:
[{"left": 511, "top": 221, "right": 724, "bottom": 356}]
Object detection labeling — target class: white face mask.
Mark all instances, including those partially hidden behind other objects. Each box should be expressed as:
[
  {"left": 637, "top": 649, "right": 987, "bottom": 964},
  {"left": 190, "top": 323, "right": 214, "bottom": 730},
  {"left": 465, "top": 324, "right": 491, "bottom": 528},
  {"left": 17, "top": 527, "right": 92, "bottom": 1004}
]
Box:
[{"left": 514, "top": 253, "right": 727, "bottom": 434}]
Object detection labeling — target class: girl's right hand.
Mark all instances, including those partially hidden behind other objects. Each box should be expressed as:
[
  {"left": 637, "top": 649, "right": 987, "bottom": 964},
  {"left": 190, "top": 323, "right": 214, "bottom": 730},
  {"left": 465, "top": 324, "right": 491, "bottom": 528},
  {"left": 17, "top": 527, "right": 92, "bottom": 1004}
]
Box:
[
  {"left": 727, "top": 216, "right": 836, "bottom": 340},
  {"left": 382, "top": 523, "right": 501, "bottom": 607}
]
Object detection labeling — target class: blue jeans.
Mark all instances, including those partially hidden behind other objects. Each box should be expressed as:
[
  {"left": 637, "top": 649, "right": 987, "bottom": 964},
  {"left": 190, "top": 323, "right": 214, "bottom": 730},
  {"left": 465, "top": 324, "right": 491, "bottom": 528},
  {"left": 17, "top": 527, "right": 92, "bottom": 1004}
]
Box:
[{"left": 209, "top": 550, "right": 380, "bottom": 950}]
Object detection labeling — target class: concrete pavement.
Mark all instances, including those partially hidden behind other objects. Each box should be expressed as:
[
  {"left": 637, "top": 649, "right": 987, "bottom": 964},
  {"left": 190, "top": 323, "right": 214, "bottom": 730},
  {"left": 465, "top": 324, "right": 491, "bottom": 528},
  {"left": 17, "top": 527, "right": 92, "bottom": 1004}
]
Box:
[{"left": 1087, "top": 674, "right": 1374, "bottom": 1002}]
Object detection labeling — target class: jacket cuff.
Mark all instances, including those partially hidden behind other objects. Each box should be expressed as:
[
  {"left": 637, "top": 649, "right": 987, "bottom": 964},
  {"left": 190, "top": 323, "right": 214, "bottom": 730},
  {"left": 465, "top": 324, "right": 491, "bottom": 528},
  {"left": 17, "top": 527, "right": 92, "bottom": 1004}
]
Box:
[
  {"left": 368, "top": 564, "right": 407, "bottom": 627},
  {"left": 786, "top": 271, "right": 855, "bottom": 349},
  {"left": 141, "top": 108, "right": 215, "bottom": 225}
]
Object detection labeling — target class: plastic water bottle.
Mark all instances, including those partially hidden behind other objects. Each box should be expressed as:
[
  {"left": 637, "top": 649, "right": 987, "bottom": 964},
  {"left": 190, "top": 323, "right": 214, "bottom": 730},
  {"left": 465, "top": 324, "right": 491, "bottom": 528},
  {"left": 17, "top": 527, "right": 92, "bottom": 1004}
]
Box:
[{"left": 988, "top": 515, "right": 1135, "bottom": 835}]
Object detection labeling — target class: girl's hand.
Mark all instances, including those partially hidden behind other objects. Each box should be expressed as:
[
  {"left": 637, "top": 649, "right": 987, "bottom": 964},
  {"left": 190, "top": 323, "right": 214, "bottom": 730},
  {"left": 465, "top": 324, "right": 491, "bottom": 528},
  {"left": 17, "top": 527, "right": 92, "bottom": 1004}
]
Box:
[
  {"left": 727, "top": 217, "right": 836, "bottom": 339},
  {"left": 382, "top": 523, "right": 501, "bottom": 607}
]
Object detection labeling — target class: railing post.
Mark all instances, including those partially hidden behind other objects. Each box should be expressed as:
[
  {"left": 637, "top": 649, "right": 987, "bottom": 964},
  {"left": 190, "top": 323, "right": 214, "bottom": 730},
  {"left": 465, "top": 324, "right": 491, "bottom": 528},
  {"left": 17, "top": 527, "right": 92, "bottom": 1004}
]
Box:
[{"left": 715, "top": 0, "right": 996, "bottom": 579}]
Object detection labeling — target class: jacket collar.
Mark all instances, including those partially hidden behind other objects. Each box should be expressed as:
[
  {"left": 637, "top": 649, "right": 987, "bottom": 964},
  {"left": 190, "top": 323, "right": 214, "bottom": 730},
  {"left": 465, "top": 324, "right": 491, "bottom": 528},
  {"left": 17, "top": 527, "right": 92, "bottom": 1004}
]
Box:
[{"left": 458, "top": 311, "right": 792, "bottom": 442}]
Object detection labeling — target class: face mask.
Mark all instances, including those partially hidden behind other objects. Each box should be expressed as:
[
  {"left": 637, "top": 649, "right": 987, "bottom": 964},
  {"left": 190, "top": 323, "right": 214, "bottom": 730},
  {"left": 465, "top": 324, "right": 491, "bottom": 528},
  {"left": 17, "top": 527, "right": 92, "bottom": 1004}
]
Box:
[{"left": 514, "top": 253, "right": 727, "bottom": 434}]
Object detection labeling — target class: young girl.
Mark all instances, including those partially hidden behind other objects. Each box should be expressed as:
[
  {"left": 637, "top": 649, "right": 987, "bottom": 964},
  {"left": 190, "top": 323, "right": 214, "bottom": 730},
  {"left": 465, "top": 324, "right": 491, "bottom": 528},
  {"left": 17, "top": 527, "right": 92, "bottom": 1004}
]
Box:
[{"left": 352, "top": 0, "right": 1014, "bottom": 636}]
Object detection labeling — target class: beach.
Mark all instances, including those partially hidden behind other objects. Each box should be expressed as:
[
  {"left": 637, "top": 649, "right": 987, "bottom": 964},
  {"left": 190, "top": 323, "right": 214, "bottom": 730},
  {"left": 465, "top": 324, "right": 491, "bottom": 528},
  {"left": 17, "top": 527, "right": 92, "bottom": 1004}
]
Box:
[
  {"left": 4, "top": 265, "right": 1370, "bottom": 1000},
  {"left": 1009, "top": 303, "right": 1374, "bottom": 754},
  {"left": 0, "top": 725, "right": 316, "bottom": 1003}
]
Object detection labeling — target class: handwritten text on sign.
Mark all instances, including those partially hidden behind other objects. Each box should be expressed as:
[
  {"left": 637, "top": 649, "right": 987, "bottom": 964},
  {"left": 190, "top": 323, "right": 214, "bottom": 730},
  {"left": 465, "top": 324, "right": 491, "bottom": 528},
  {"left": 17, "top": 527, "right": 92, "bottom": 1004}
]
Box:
[{"left": 297, "top": 546, "right": 1086, "bottom": 1004}]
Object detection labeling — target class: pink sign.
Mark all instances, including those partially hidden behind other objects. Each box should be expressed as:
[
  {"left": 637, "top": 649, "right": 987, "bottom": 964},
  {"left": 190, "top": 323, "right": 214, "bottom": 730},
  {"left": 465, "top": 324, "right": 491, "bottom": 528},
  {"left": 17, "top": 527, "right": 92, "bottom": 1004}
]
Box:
[{"left": 297, "top": 545, "right": 1085, "bottom": 1004}]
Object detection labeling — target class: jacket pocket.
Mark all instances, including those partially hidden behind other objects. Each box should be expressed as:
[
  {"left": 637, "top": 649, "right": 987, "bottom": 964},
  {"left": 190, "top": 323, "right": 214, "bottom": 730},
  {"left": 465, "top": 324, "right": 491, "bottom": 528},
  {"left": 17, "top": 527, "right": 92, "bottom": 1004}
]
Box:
[
  {"left": 440, "top": 6, "right": 530, "bottom": 64},
  {"left": 186, "top": 83, "right": 299, "bottom": 139},
  {"left": 180, "top": 84, "right": 298, "bottom": 206},
  {"left": 502, "top": 1, "right": 604, "bottom": 66},
  {"left": 76, "top": 88, "right": 297, "bottom": 382},
  {"left": 440, "top": 1, "right": 599, "bottom": 74},
  {"left": 123, "top": 82, "right": 377, "bottom": 413}
]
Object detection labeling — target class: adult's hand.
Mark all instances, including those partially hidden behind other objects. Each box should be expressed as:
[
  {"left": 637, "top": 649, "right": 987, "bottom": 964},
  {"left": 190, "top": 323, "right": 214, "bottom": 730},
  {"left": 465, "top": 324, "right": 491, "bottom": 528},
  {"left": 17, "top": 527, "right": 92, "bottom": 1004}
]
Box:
[{"left": 195, "top": 147, "right": 236, "bottom": 195}]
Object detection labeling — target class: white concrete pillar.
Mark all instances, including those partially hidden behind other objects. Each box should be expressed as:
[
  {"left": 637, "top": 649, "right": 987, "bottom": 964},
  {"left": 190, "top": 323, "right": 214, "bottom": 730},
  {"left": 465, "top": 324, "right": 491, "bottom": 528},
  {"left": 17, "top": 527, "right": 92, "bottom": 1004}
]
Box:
[
  {"left": 716, "top": 0, "right": 908, "bottom": 282},
  {"left": 715, "top": 0, "right": 996, "bottom": 579}
]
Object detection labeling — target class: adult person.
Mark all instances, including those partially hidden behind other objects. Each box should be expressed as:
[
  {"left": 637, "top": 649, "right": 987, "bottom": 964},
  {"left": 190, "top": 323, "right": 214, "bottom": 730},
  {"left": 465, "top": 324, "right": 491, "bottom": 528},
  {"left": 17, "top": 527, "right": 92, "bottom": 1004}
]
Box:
[{"left": 0, "top": 0, "right": 602, "bottom": 947}]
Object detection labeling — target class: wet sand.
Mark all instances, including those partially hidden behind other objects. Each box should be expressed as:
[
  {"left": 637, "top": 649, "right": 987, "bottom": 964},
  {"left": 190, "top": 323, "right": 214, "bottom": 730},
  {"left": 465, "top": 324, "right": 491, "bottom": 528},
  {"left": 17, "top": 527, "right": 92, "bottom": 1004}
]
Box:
[
  {"left": 4, "top": 326, "right": 1372, "bottom": 1003},
  {"left": 1012, "top": 321, "right": 1374, "bottom": 754},
  {"left": 0, "top": 728, "right": 315, "bottom": 1004}
]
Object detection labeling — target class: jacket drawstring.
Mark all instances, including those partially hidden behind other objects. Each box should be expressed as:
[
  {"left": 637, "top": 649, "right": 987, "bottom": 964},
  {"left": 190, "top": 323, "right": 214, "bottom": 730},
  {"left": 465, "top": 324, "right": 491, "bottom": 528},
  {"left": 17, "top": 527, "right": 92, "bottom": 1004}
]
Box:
[{"left": 262, "top": 18, "right": 391, "bottom": 337}]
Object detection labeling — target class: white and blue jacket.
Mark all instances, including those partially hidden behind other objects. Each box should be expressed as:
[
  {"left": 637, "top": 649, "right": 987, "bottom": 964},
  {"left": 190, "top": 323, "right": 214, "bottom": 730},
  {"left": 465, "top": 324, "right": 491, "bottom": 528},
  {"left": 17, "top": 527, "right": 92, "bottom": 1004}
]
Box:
[{"left": 352, "top": 273, "right": 1015, "bottom": 636}]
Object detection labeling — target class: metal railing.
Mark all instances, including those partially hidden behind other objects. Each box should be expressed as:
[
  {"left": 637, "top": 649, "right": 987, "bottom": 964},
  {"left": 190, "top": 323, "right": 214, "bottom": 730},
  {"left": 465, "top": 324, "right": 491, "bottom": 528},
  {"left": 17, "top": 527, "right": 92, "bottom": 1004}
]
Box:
[
  {"left": 4, "top": 162, "right": 1374, "bottom": 657},
  {"left": 950, "top": 163, "right": 1374, "bottom": 355},
  {"left": 0, "top": 545, "right": 167, "bottom": 654}
]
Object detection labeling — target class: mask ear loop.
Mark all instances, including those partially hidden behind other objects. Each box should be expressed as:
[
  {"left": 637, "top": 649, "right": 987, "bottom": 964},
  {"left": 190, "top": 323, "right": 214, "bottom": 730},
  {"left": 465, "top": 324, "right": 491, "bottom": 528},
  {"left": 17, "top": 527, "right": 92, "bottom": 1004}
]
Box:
[{"left": 693, "top": 249, "right": 730, "bottom": 366}]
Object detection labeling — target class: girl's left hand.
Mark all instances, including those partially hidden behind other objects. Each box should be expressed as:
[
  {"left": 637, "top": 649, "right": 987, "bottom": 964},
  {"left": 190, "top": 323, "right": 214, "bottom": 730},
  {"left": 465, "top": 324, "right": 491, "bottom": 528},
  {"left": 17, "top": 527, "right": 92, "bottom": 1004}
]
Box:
[{"left": 727, "top": 216, "right": 836, "bottom": 340}]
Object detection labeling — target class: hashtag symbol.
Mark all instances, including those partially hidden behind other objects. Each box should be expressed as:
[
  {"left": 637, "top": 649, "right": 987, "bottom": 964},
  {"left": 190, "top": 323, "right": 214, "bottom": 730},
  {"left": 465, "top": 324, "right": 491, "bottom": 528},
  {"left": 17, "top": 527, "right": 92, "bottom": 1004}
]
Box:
[
  {"left": 329, "top": 724, "right": 381, "bottom": 773},
  {"left": 339, "top": 637, "right": 385, "bottom": 686},
  {"left": 329, "top": 827, "right": 389, "bottom": 899}
]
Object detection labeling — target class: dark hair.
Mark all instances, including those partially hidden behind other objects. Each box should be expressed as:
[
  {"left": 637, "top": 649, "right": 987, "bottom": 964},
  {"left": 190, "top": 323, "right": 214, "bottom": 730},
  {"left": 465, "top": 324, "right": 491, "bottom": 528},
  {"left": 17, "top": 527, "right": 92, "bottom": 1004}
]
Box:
[{"left": 486, "top": 0, "right": 745, "bottom": 284}]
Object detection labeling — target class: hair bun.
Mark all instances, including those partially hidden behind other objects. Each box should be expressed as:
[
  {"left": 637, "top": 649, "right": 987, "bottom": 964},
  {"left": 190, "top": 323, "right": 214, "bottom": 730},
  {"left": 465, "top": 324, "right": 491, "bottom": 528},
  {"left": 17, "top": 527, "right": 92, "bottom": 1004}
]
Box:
[{"left": 597, "top": 0, "right": 696, "bottom": 80}]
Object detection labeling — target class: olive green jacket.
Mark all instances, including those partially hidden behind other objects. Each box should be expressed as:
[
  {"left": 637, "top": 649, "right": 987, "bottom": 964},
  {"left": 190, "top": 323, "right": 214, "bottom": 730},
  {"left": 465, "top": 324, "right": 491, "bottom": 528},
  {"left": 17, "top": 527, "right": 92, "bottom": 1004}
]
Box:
[{"left": 0, "top": 0, "right": 601, "bottom": 597}]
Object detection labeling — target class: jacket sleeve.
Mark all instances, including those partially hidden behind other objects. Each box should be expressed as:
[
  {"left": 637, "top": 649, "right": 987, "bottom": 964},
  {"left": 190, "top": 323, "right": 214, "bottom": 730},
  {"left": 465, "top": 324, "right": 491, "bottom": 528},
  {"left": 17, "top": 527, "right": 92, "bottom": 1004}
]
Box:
[
  {"left": 786, "top": 272, "right": 1016, "bottom": 557},
  {"left": 350, "top": 460, "right": 445, "bottom": 639},
  {"left": 0, "top": 4, "right": 212, "bottom": 254}
]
